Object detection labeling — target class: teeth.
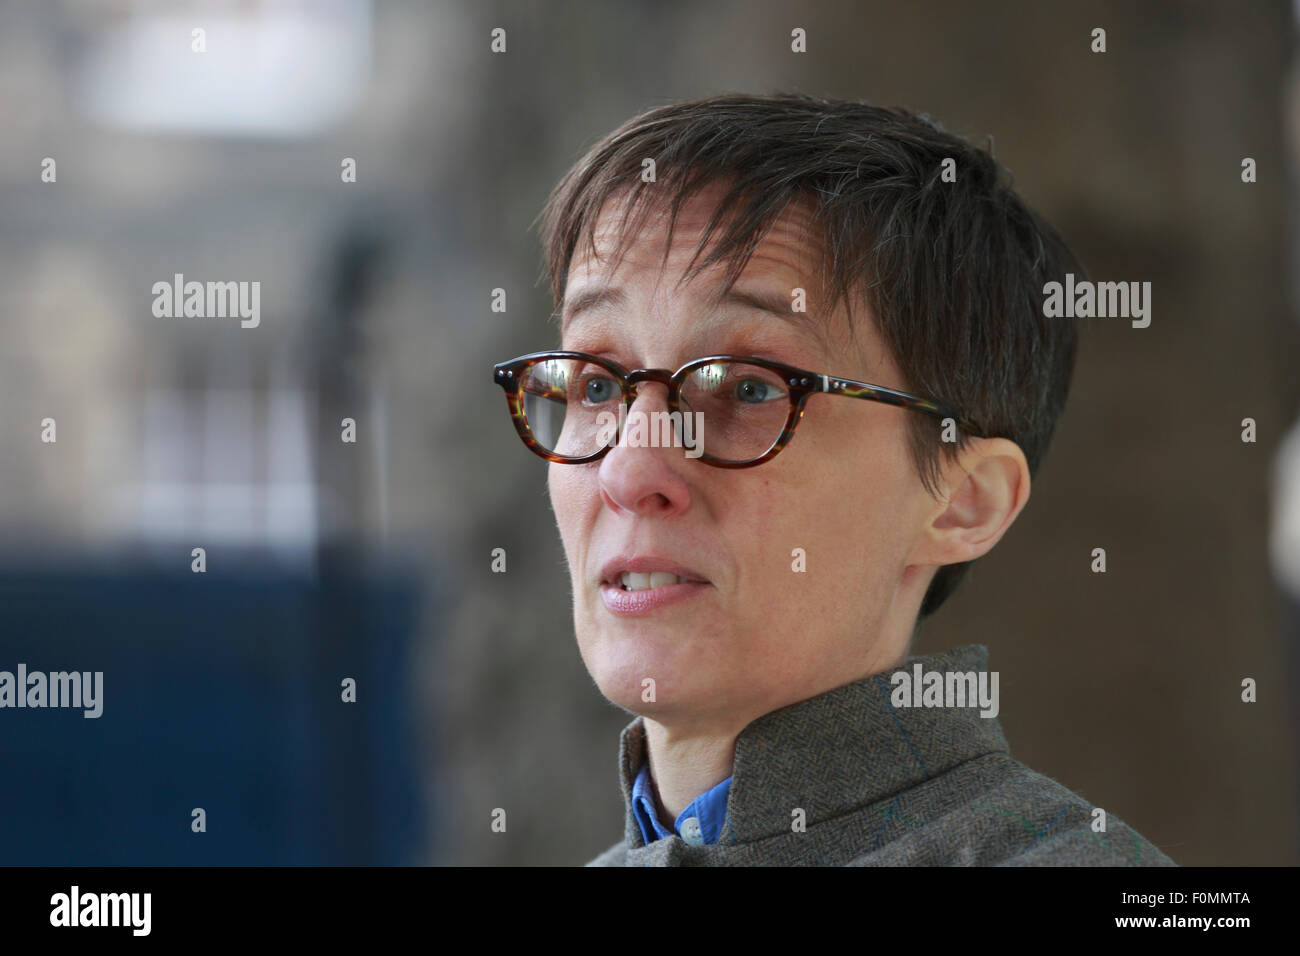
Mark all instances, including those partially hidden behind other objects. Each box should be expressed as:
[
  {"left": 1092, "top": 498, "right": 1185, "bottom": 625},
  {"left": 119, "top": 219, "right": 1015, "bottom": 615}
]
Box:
[{"left": 619, "top": 571, "right": 683, "bottom": 590}]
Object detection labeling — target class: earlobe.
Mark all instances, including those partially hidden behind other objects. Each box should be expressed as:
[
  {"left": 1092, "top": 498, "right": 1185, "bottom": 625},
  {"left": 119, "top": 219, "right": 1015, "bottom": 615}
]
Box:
[{"left": 918, "top": 437, "right": 1031, "bottom": 566}]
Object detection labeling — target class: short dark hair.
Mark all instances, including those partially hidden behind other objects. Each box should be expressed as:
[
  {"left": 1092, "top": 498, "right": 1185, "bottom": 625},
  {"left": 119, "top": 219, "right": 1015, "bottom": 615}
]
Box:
[{"left": 536, "top": 91, "right": 1081, "bottom": 618}]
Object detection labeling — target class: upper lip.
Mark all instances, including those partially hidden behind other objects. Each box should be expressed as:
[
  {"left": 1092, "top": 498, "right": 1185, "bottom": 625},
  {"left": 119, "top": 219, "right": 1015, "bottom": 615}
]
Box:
[{"left": 599, "top": 555, "right": 711, "bottom": 586}]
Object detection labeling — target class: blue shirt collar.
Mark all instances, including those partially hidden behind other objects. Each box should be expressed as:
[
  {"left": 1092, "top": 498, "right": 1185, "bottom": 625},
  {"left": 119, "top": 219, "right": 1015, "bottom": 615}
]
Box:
[{"left": 631, "top": 762, "right": 732, "bottom": 846}]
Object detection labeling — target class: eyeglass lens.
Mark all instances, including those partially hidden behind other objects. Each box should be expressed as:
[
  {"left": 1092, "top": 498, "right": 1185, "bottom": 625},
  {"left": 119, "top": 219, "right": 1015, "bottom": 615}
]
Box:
[{"left": 518, "top": 357, "right": 792, "bottom": 463}]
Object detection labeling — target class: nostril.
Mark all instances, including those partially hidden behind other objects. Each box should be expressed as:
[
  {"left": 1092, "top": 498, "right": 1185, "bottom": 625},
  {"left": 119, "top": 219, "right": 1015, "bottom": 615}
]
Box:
[{"left": 598, "top": 485, "right": 621, "bottom": 513}]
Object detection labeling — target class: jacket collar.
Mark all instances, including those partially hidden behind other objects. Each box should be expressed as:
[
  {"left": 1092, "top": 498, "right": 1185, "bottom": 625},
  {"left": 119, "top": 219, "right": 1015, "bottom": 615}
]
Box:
[{"left": 615, "top": 643, "right": 1009, "bottom": 847}]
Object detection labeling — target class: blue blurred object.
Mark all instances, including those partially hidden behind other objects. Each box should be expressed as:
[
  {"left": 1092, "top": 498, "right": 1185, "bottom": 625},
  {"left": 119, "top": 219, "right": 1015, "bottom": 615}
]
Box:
[{"left": 0, "top": 557, "right": 425, "bottom": 865}]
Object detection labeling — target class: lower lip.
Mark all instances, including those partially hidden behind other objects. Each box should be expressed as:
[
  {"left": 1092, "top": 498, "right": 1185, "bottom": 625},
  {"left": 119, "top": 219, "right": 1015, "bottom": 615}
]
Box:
[{"left": 599, "top": 580, "right": 712, "bottom": 615}]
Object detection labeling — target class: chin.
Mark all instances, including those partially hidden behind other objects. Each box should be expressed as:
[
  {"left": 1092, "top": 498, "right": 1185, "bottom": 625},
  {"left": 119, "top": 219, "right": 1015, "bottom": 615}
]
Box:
[
  {"left": 589, "top": 667, "right": 656, "bottom": 714},
  {"left": 581, "top": 640, "right": 694, "bottom": 712}
]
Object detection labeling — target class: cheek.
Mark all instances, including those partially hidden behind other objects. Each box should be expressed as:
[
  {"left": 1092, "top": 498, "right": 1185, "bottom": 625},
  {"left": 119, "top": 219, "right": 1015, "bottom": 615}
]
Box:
[
  {"left": 547, "top": 466, "right": 591, "bottom": 566},
  {"left": 837, "top": 451, "right": 920, "bottom": 581},
  {"left": 739, "top": 474, "right": 827, "bottom": 601},
  {"left": 777, "top": 426, "right": 914, "bottom": 595}
]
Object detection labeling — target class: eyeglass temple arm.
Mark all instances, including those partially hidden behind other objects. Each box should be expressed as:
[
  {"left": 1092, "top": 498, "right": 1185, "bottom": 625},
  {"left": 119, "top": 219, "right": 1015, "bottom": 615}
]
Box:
[{"left": 816, "top": 373, "right": 984, "bottom": 437}]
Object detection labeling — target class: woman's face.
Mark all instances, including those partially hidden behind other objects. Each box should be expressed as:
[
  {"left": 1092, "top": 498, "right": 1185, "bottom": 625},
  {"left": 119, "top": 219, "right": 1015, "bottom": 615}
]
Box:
[{"left": 549, "top": 183, "right": 940, "bottom": 735}]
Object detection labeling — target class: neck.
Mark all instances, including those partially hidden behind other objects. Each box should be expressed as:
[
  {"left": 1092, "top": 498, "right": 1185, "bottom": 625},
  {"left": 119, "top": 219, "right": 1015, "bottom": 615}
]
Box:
[{"left": 642, "top": 718, "right": 739, "bottom": 823}]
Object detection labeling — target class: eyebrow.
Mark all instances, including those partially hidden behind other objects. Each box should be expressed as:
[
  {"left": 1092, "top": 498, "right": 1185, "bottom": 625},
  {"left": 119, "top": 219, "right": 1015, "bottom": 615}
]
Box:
[
  {"left": 559, "top": 285, "right": 628, "bottom": 331},
  {"left": 560, "top": 283, "right": 825, "bottom": 343}
]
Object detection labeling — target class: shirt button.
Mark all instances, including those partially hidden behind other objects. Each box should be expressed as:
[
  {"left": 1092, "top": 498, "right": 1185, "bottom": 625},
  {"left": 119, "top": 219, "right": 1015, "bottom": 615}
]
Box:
[{"left": 680, "top": 817, "right": 704, "bottom": 845}]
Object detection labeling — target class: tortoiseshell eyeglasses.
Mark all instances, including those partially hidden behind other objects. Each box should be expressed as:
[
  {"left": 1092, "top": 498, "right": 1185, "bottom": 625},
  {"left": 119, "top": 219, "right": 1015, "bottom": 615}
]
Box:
[{"left": 492, "top": 350, "right": 985, "bottom": 469}]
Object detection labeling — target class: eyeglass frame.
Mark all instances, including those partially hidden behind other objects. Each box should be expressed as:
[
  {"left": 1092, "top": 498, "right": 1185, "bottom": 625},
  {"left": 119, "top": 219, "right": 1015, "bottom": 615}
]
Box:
[{"left": 492, "top": 349, "right": 986, "bottom": 469}]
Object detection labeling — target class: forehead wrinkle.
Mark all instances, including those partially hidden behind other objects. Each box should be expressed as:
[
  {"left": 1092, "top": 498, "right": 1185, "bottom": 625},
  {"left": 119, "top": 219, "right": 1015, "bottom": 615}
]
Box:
[
  {"left": 706, "top": 284, "right": 835, "bottom": 359},
  {"left": 560, "top": 281, "right": 838, "bottom": 363},
  {"left": 562, "top": 187, "right": 845, "bottom": 360},
  {"left": 559, "top": 284, "right": 627, "bottom": 334}
]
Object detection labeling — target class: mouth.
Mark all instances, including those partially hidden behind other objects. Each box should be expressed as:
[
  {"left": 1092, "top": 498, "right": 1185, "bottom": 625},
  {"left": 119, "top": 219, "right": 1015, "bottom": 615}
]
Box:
[
  {"left": 599, "top": 557, "right": 710, "bottom": 589},
  {"left": 610, "top": 571, "right": 703, "bottom": 591},
  {"left": 598, "top": 559, "right": 712, "bottom": 616}
]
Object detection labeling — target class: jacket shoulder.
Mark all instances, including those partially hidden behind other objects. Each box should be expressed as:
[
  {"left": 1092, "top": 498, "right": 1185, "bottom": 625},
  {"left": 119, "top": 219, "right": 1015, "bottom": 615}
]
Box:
[
  {"left": 966, "top": 758, "right": 1178, "bottom": 866},
  {"left": 995, "top": 825, "right": 1177, "bottom": 866},
  {"left": 989, "top": 762, "right": 1178, "bottom": 867},
  {"left": 845, "top": 753, "right": 1178, "bottom": 867}
]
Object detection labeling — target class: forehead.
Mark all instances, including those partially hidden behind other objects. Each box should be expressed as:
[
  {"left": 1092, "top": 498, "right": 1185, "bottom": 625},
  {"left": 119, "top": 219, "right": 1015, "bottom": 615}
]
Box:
[
  {"left": 572, "top": 181, "right": 823, "bottom": 273},
  {"left": 561, "top": 182, "right": 844, "bottom": 348}
]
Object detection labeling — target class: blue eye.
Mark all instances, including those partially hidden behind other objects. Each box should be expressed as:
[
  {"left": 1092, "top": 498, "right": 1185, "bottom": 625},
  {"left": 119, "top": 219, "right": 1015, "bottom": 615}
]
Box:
[
  {"left": 734, "top": 379, "right": 773, "bottom": 403},
  {"left": 584, "top": 377, "right": 618, "bottom": 403}
]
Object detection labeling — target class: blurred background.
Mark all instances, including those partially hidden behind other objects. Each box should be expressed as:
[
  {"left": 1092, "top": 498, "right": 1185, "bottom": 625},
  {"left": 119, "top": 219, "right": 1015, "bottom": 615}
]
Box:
[{"left": 0, "top": 0, "right": 1296, "bottom": 866}]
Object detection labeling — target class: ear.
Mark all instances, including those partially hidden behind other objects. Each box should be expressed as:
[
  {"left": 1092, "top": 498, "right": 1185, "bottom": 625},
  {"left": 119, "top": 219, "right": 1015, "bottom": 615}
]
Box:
[{"left": 908, "top": 437, "right": 1032, "bottom": 568}]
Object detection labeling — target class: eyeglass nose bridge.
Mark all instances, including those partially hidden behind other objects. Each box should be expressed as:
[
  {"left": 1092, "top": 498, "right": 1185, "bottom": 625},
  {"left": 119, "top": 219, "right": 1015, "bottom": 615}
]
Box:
[{"left": 622, "top": 367, "right": 678, "bottom": 403}]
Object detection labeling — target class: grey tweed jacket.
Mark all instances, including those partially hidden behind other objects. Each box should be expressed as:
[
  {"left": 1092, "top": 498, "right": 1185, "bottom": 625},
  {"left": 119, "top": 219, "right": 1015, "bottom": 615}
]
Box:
[{"left": 587, "top": 643, "right": 1177, "bottom": 866}]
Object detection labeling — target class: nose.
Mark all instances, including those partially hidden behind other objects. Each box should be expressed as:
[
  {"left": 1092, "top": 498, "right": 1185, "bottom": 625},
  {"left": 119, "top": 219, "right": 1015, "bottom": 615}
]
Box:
[
  {"left": 596, "top": 380, "right": 692, "bottom": 518},
  {"left": 627, "top": 378, "right": 669, "bottom": 413}
]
